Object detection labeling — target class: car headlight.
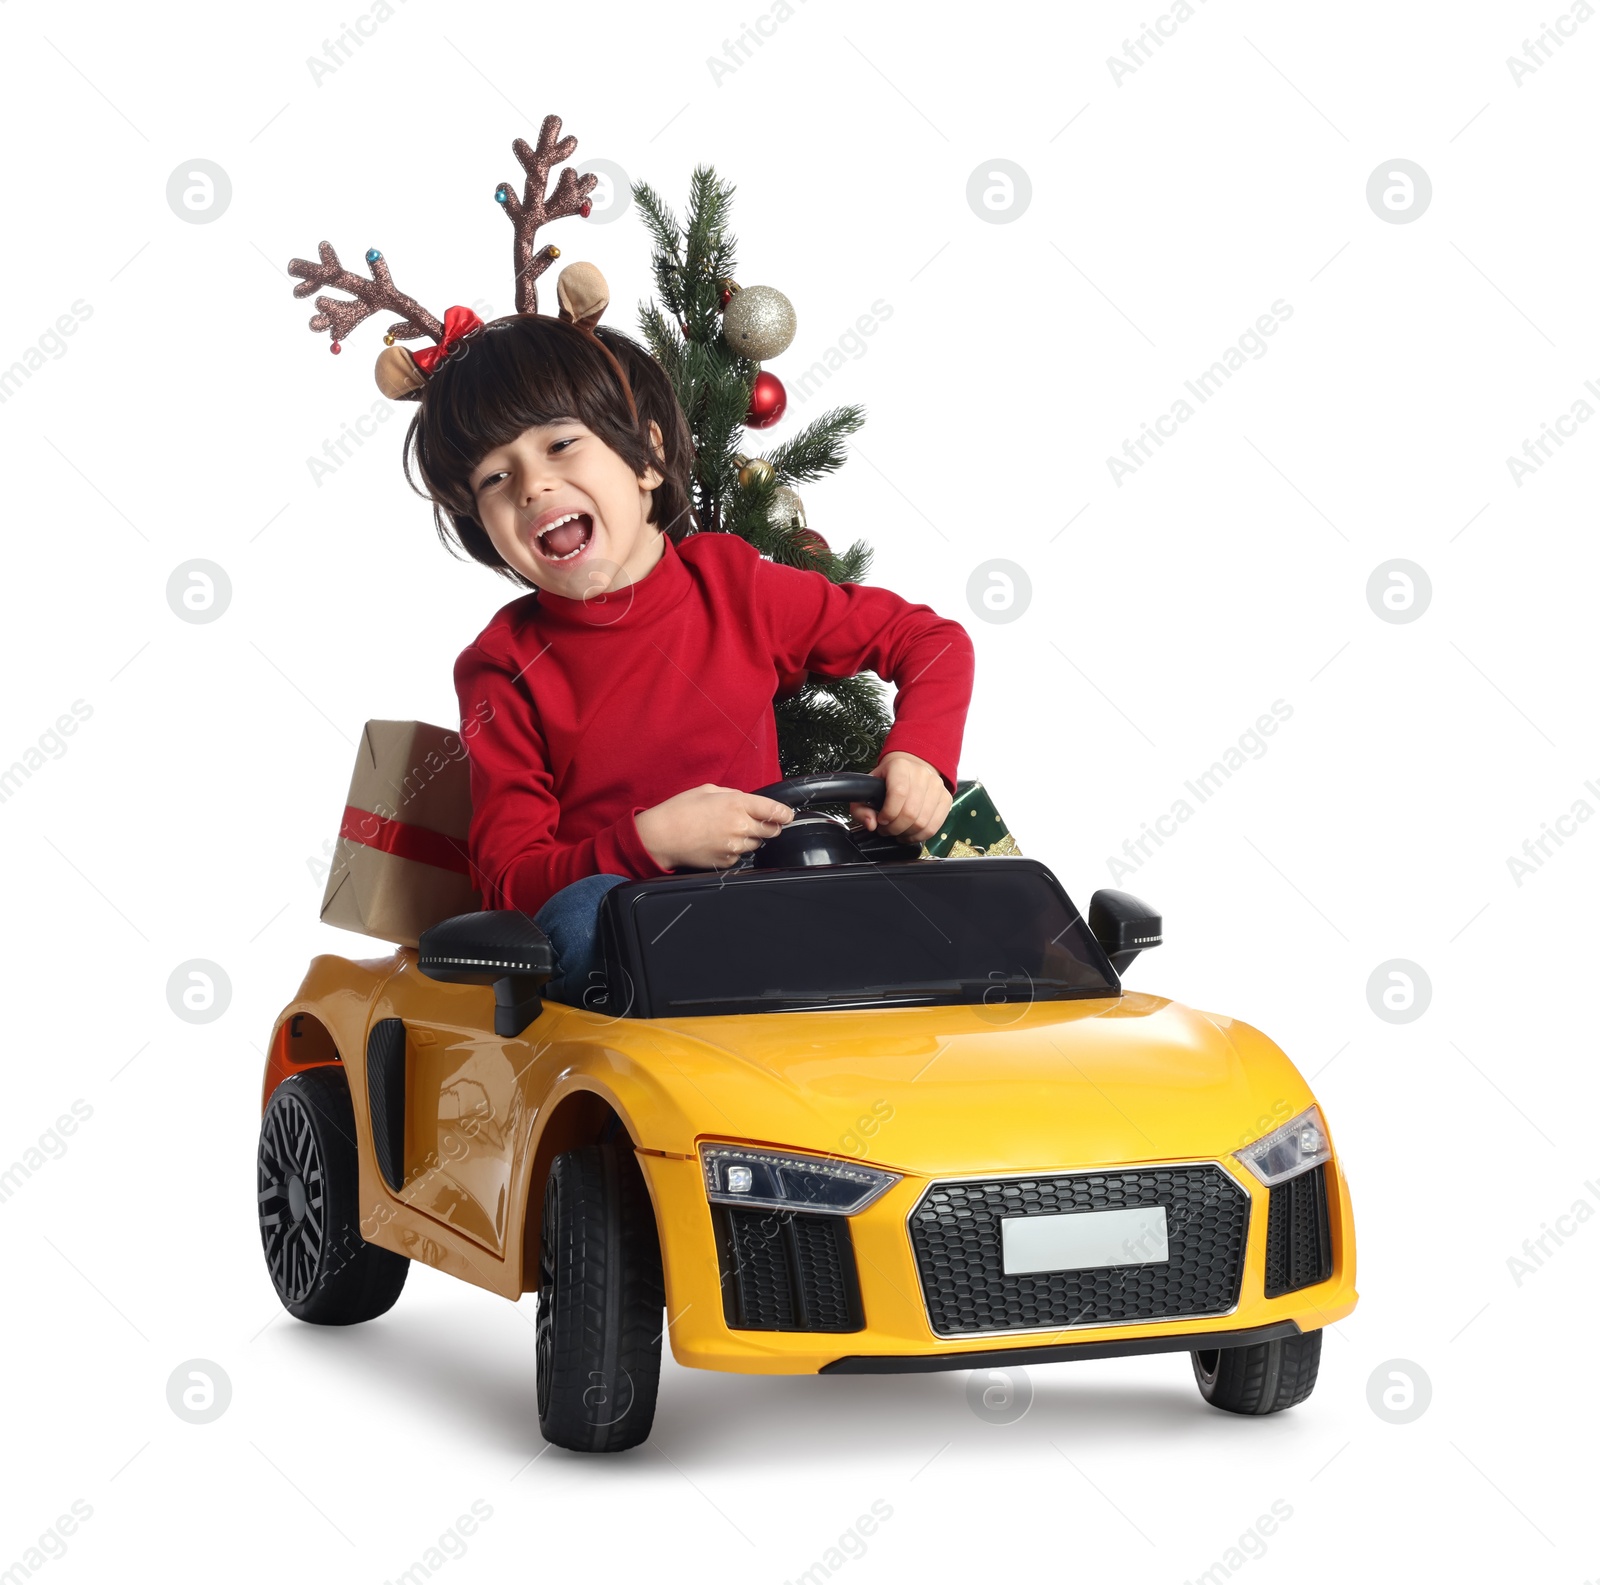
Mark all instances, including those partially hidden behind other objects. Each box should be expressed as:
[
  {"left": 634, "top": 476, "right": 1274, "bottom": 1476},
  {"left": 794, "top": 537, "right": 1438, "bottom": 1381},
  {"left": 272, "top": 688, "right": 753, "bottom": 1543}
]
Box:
[
  {"left": 699, "top": 1144, "right": 899, "bottom": 1216},
  {"left": 1235, "top": 1105, "right": 1331, "bottom": 1187}
]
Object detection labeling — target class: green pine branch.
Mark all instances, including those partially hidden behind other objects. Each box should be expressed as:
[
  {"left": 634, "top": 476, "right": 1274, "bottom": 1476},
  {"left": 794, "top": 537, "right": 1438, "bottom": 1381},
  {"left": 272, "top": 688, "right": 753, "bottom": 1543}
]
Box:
[
  {"left": 763, "top": 405, "right": 865, "bottom": 483},
  {"left": 631, "top": 165, "right": 889, "bottom": 773},
  {"left": 774, "top": 674, "right": 892, "bottom": 779}
]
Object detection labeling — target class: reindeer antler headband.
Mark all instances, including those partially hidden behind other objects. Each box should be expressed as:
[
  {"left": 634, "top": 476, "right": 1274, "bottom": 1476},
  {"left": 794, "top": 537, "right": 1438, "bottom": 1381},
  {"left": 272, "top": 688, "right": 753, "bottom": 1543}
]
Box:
[{"left": 286, "top": 114, "right": 637, "bottom": 419}]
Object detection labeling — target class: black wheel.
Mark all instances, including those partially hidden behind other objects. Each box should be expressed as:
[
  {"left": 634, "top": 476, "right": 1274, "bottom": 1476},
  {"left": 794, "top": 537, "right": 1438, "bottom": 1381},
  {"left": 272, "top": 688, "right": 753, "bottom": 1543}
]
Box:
[
  {"left": 1192, "top": 1328, "right": 1322, "bottom": 1414},
  {"left": 536, "top": 1142, "right": 664, "bottom": 1452},
  {"left": 258, "top": 1067, "right": 409, "bottom": 1325}
]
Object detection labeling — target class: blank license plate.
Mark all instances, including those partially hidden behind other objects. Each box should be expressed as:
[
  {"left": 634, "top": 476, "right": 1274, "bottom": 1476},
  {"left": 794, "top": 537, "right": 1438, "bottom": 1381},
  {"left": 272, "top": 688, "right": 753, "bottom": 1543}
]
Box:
[{"left": 1001, "top": 1205, "right": 1169, "bottom": 1275}]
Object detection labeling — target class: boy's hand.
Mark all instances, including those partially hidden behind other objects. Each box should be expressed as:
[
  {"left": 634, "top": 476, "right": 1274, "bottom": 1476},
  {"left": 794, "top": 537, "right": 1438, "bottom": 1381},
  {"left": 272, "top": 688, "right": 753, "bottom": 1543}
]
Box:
[
  {"left": 636, "top": 784, "right": 794, "bottom": 872},
  {"left": 851, "top": 751, "right": 951, "bottom": 843}
]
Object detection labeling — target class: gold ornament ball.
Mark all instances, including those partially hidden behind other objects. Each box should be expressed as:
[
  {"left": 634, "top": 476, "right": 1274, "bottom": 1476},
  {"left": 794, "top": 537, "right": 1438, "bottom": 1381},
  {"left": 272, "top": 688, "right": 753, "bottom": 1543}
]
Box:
[
  {"left": 722, "top": 285, "right": 797, "bottom": 360},
  {"left": 768, "top": 485, "right": 806, "bottom": 530},
  {"left": 738, "top": 458, "right": 774, "bottom": 488}
]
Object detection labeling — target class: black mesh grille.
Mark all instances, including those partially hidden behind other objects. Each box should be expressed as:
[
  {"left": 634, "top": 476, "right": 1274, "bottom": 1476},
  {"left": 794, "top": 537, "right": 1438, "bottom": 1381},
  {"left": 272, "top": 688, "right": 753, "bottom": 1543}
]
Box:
[
  {"left": 365, "top": 1018, "right": 407, "bottom": 1192},
  {"left": 1264, "top": 1164, "right": 1333, "bottom": 1297},
  {"left": 717, "top": 1208, "right": 864, "bottom": 1332},
  {"left": 909, "top": 1165, "right": 1250, "bottom": 1337}
]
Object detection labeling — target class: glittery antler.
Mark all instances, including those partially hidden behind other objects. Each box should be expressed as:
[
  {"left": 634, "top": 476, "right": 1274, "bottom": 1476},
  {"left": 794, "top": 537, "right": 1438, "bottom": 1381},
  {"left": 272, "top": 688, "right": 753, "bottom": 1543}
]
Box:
[
  {"left": 287, "top": 241, "right": 446, "bottom": 348},
  {"left": 496, "top": 115, "right": 598, "bottom": 314}
]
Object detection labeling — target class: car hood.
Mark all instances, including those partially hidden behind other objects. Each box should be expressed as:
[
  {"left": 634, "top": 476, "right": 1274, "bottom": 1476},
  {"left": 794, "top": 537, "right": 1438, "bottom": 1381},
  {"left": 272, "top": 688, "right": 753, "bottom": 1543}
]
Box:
[{"left": 632, "top": 993, "right": 1312, "bottom": 1177}]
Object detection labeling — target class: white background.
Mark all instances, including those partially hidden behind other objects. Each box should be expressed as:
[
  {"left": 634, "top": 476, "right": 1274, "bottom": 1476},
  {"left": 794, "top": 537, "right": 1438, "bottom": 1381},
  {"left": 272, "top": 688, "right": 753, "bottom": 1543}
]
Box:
[{"left": 1, "top": 0, "right": 1595, "bottom": 1579}]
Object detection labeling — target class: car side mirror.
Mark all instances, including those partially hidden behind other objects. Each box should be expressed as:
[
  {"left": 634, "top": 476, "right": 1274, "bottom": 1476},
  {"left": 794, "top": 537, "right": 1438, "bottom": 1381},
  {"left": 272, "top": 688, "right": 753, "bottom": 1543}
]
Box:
[
  {"left": 1088, "top": 889, "right": 1163, "bottom": 976},
  {"left": 417, "top": 911, "right": 555, "bottom": 1037}
]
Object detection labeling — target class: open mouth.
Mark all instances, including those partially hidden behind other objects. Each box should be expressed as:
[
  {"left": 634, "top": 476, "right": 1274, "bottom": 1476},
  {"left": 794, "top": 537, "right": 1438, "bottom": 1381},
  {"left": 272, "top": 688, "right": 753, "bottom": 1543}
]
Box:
[{"left": 531, "top": 511, "right": 595, "bottom": 564}]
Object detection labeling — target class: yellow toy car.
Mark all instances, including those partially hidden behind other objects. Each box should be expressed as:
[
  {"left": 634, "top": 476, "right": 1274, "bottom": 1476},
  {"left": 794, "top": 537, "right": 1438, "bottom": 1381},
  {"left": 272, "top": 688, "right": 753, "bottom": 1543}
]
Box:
[{"left": 259, "top": 773, "right": 1357, "bottom": 1452}]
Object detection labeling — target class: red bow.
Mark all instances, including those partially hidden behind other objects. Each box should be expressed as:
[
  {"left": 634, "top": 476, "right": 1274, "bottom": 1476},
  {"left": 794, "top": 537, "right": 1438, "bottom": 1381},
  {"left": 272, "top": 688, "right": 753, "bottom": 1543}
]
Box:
[{"left": 412, "top": 305, "right": 484, "bottom": 374}]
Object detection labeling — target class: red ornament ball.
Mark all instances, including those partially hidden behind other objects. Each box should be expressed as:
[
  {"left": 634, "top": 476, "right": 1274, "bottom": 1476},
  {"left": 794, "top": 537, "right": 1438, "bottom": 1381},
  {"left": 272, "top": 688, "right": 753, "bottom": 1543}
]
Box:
[
  {"left": 746, "top": 370, "right": 787, "bottom": 429},
  {"left": 719, "top": 284, "right": 734, "bottom": 308},
  {"left": 330, "top": 341, "right": 342, "bottom": 355},
  {"left": 579, "top": 199, "right": 592, "bottom": 218},
  {"left": 795, "top": 526, "right": 830, "bottom": 560}
]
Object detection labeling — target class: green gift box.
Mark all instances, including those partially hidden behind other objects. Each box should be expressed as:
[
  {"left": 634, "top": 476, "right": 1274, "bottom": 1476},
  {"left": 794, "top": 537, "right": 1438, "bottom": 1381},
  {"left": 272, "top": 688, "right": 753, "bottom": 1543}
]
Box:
[{"left": 921, "top": 780, "right": 1021, "bottom": 859}]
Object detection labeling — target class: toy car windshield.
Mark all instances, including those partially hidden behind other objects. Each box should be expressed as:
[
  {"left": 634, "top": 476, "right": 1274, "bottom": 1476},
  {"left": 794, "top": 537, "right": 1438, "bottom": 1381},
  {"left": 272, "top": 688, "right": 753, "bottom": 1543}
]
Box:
[{"left": 602, "top": 857, "right": 1120, "bottom": 1017}]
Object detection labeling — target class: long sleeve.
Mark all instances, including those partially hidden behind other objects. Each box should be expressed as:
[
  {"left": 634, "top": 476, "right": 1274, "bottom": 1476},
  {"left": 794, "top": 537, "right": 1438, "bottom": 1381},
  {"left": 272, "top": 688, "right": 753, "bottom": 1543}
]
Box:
[
  {"left": 454, "top": 641, "right": 672, "bottom": 915},
  {"left": 752, "top": 556, "right": 976, "bottom": 792}
]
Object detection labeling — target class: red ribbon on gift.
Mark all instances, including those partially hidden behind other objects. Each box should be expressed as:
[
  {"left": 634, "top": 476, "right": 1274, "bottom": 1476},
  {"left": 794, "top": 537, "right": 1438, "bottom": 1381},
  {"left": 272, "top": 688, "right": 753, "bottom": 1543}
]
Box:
[
  {"left": 411, "top": 305, "right": 485, "bottom": 374},
  {"left": 340, "top": 805, "right": 471, "bottom": 875}
]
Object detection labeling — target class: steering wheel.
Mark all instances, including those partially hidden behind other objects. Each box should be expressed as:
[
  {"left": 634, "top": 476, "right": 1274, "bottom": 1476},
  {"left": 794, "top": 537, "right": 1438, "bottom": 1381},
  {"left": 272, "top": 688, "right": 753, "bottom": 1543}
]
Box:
[
  {"left": 749, "top": 772, "right": 886, "bottom": 811},
  {"left": 738, "top": 772, "right": 914, "bottom": 871}
]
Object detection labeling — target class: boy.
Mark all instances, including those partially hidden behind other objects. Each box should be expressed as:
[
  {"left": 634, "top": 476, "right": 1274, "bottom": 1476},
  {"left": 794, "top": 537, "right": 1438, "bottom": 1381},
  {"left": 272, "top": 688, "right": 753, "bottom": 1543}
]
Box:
[{"left": 417, "top": 317, "right": 974, "bottom": 1004}]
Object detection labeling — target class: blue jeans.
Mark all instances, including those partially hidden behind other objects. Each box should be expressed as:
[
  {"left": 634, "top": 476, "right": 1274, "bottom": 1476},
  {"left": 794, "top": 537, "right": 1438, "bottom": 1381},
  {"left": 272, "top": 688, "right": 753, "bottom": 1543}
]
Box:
[{"left": 533, "top": 873, "right": 631, "bottom": 1008}]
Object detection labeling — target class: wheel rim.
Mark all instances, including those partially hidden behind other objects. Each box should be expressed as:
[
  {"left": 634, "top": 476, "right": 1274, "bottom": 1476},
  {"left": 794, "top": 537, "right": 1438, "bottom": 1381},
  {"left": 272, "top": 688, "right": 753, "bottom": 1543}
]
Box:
[
  {"left": 258, "top": 1091, "right": 326, "bottom": 1305},
  {"left": 536, "top": 1176, "right": 557, "bottom": 1417}
]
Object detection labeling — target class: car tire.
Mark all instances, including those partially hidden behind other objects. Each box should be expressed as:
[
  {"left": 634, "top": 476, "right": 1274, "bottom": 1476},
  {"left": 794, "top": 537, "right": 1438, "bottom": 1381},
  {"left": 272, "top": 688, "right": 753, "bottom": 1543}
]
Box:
[
  {"left": 258, "top": 1067, "right": 409, "bottom": 1325},
  {"left": 1192, "top": 1328, "right": 1321, "bottom": 1414},
  {"left": 536, "top": 1142, "right": 664, "bottom": 1453}
]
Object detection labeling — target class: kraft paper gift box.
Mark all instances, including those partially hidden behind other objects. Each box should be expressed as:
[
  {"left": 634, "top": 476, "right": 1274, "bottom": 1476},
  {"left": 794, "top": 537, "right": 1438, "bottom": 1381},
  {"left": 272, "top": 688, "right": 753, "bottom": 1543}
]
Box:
[
  {"left": 920, "top": 779, "right": 1021, "bottom": 859},
  {"left": 320, "top": 720, "right": 480, "bottom": 948}
]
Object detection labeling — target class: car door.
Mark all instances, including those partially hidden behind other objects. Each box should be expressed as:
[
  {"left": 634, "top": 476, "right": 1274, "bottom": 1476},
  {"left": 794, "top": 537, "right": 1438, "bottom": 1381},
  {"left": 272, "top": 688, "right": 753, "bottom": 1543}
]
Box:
[{"left": 367, "top": 972, "right": 559, "bottom": 1258}]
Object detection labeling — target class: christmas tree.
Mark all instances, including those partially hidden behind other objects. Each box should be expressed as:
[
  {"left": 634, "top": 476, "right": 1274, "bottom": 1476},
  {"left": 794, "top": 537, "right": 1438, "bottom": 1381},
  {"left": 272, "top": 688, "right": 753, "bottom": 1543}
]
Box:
[{"left": 631, "top": 168, "right": 892, "bottom": 780}]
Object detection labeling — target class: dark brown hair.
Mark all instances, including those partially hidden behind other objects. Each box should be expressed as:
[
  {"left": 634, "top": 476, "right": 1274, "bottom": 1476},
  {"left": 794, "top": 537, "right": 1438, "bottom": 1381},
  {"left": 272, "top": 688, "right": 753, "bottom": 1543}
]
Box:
[{"left": 403, "top": 314, "right": 698, "bottom": 590}]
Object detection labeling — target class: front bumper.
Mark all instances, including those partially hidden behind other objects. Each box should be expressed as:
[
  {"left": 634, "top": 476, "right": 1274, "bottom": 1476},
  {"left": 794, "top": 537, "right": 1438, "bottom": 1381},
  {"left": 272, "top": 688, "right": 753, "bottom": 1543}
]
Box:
[{"left": 638, "top": 1150, "right": 1358, "bottom": 1376}]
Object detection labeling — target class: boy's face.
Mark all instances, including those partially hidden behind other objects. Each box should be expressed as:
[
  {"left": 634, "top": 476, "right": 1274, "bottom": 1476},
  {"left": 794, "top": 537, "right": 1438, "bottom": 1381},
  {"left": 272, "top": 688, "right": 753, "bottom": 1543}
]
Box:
[{"left": 470, "top": 418, "right": 665, "bottom": 598}]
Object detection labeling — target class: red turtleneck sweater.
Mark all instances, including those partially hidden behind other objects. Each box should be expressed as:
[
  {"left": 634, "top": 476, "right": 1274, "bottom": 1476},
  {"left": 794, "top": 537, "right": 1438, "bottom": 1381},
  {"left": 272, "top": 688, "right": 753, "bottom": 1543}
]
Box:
[{"left": 452, "top": 530, "right": 975, "bottom": 915}]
